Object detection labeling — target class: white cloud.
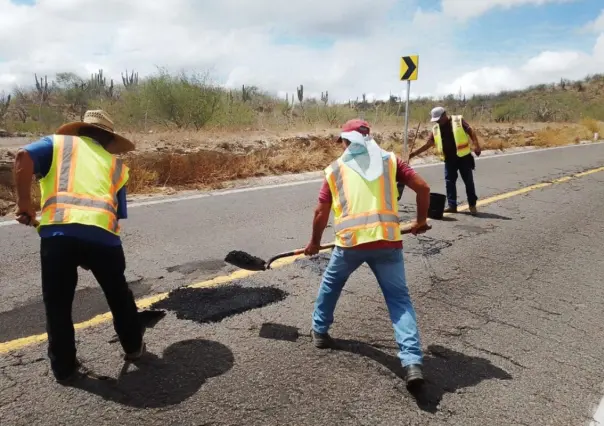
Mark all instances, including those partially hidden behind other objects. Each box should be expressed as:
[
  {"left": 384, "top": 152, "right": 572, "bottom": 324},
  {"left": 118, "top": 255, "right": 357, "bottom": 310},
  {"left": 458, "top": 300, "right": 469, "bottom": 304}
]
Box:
[
  {"left": 584, "top": 9, "right": 604, "bottom": 33},
  {"left": 441, "top": 0, "right": 578, "bottom": 21},
  {"left": 0, "top": 0, "right": 601, "bottom": 103},
  {"left": 438, "top": 33, "right": 604, "bottom": 96}
]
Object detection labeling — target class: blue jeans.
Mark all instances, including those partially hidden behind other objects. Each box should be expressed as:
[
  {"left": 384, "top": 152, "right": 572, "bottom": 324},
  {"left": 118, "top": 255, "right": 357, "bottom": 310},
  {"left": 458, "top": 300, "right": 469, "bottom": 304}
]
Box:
[
  {"left": 444, "top": 157, "right": 478, "bottom": 208},
  {"left": 312, "top": 246, "right": 423, "bottom": 367}
]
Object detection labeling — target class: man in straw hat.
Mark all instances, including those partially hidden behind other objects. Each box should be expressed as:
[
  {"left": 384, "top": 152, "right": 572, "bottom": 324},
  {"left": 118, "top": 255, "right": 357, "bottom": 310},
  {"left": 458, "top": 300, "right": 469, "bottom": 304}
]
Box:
[
  {"left": 410, "top": 106, "right": 482, "bottom": 215},
  {"left": 304, "top": 118, "right": 431, "bottom": 389},
  {"left": 13, "top": 110, "right": 145, "bottom": 384}
]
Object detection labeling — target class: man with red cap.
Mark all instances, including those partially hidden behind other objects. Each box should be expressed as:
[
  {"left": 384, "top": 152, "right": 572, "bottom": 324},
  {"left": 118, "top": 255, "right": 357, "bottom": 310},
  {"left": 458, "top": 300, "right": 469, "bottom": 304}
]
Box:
[{"left": 304, "top": 118, "right": 431, "bottom": 388}]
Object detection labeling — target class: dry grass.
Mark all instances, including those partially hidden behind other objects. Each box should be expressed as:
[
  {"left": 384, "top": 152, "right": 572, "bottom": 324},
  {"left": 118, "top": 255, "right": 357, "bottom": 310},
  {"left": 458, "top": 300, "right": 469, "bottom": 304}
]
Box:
[
  {"left": 126, "top": 140, "right": 341, "bottom": 193},
  {"left": 580, "top": 118, "right": 601, "bottom": 134}
]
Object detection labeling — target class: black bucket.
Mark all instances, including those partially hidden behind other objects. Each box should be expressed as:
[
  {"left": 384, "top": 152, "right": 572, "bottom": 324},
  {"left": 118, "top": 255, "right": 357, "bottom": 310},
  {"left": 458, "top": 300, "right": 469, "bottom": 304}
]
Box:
[{"left": 428, "top": 193, "right": 446, "bottom": 219}]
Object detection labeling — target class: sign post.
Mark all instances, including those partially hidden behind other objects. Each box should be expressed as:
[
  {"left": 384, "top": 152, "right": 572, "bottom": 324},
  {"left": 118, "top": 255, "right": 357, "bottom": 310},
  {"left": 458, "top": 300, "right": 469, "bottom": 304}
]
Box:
[{"left": 399, "top": 55, "right": 419, "bottom": 158}]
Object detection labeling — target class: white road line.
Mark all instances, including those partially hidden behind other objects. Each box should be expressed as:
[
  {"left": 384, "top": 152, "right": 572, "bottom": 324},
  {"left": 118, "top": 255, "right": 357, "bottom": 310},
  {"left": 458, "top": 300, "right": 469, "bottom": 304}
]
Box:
[
  {"left": 591, "top": 396, "right": 604, "bottom": 425},
  {"left": 0, "top": 141, "right": 602, "bottom": 229}
]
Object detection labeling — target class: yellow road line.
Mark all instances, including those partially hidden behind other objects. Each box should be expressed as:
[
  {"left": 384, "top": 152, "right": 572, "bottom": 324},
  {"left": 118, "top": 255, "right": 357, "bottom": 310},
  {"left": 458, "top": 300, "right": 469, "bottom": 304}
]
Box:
[{"left": 2, "top": 165, "right": 603, "bottom": 354}]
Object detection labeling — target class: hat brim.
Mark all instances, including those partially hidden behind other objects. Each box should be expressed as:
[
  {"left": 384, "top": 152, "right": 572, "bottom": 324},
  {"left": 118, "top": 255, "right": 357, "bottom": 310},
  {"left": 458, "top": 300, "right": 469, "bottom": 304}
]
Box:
[
  {"left": 55, "top": 122, "right": 135, "bottom": 155},
  {"left": 430, "top": 116, "right": 442, "bottom": 122}
]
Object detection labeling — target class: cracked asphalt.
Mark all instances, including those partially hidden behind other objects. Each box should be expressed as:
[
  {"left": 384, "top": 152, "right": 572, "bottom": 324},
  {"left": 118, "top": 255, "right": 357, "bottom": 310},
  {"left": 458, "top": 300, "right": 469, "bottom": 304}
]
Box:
[{"left": 1, "top": 143, "right": 604, "bottom": 425}]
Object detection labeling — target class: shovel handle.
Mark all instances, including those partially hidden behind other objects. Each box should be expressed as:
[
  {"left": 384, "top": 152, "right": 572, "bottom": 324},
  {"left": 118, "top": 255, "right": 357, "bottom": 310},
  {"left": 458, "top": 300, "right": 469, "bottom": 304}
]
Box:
[{"left": 265, "top": 224, "right": 431, "bottom": 269}]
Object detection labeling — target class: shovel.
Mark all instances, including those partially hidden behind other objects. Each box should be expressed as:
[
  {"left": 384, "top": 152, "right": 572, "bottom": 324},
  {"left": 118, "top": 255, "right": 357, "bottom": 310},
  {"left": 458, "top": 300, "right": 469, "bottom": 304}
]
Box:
[{"left": 225, "top": 223, "right": 431, "bottom": 272}]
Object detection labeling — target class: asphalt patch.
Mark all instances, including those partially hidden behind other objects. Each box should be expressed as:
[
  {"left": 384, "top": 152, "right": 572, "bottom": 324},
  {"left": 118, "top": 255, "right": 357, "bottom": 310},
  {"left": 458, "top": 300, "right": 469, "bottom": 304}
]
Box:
[
  {"left": 454, "top": 224, "right": 494, "bottom": 236},
  {"left": 259, "top": 323, "right": 299, "bottom": 342},
  {"left": 293, "top": 252, "right": 331, "bottom": 274},
  {"left": 0, "top": 279, "right": 152, "bottom": 343},
  {"left": 150, "top": 284, "right": 288, "bottom": 324},
  {"left": 166, "top": 259, "right": 227, "bottom": 275}
]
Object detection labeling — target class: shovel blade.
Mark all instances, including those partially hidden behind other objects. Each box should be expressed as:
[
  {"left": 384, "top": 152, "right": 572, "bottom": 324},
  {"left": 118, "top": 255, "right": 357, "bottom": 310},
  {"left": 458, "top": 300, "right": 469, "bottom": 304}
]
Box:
[{"left": 224, "top": 250, "right": 267, "bottom": 271}]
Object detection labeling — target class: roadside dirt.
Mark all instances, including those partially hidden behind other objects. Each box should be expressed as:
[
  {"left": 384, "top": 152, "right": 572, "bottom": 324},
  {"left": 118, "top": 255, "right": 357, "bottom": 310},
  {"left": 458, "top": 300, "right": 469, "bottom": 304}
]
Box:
[{"left": 0, "top": 122, "right": 593, "bottom": 217}]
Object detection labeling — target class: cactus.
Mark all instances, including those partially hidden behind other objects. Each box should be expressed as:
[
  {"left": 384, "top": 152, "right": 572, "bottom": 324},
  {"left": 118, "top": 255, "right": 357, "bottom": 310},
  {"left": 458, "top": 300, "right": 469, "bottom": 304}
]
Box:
[
  {"left": 321, "top": 91, "right": 328, "bottom": 105},
  {"left": 34, "top": 74, "right": 51, "bottom": 102},
  {"left": 121, "top": 69, "right": 139, "bottom": 88},
  {"left": 90, "top": 69, "right": 106, "bottom": 89},
  {"left": 242, "top": 84, "right": 252, "bottom": 102},
  {"left": 88, "top": 69, "right": 115, "bottom": 98},
  {"left": 0, "top": 93, "right": 10, "bottom": 120},
  {"left": 105, "top": 79, "right": 114, "bottom": 98},
  {"left": 297, "top": 84, "right": 304, "bottom": 103}
]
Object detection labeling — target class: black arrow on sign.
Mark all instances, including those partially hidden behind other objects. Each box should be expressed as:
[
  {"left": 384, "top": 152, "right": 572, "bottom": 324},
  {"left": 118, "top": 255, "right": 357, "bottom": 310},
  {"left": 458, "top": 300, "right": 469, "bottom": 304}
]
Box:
[{"left": 401, "top": 56, "right": 417, "bottom": 80}]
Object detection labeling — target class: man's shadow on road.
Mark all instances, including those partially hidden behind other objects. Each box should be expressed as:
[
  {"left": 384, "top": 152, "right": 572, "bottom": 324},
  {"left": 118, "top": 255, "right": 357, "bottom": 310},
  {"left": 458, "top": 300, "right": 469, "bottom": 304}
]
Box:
[
  {"left": 333, "top": 340, "right": 512, "bottom": 413},
  {"left": 461, "top": 211, "right": 512, "bottom": 220},
  {"left": 70, "top": 339, "right": 234, "bottom": 409},
  {"left": 259, "top": 323, "right": 512, "bottom": 414}
]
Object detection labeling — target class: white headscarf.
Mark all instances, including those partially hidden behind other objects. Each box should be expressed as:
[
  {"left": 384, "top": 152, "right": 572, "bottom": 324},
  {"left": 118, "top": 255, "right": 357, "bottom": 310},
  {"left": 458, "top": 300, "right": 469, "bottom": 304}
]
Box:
[{"left": 339, "top": 130, "right": 390, "bottom": 181}]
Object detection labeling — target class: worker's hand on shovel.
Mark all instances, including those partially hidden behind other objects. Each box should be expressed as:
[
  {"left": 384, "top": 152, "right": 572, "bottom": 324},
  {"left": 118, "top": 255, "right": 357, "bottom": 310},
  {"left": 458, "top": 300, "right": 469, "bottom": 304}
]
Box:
[
  {"left": 408, "top": 220, "right": 431, "bottom": 236},
  {"left": 15, "top": 205, "right": 38, "bottom": 227},
  {"left": 304, "top": 241, "right": 321, "bottom": 256}
]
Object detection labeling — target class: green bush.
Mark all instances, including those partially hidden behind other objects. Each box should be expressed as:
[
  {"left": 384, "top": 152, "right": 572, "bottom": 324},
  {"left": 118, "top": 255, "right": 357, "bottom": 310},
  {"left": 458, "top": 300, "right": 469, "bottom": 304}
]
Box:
[{"left": 2, "top": 69, "right": 604, "bottom": 134}]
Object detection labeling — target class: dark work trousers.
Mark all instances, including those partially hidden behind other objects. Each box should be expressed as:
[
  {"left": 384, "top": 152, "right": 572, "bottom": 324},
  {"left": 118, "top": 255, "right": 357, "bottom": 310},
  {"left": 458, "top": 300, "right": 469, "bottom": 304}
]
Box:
[
  {"left": 443, "top": 155, "right": 478, "bottom": 208},
  {"left": 40, "top": 236, "right": 142, "bottom": 380}
]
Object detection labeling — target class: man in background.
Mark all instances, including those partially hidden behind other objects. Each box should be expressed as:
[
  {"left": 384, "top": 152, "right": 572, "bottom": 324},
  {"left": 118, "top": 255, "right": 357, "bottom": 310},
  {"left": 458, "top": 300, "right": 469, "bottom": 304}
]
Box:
[{"left": 410, "top": 107, "right": 482, "bottom": 214}]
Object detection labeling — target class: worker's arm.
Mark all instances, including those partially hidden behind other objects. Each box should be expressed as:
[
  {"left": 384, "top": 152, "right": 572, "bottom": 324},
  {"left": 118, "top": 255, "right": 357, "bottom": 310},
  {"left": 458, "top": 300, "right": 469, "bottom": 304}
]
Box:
[
  {"left": 14, "top": 137, "right": 53, "bottom": 225},
  {"left": 13, "top": 149, "right": 36, "bottom": 224},
  {"left": 409, "top": 136, "right": 435, "bottom": 159},
  {"left": 305, "top": 179, "right": 332, "bottom": 255},
  {"left": 305, "top": 202, "right": 331, "bottom": 255},
  {"left": 463, "top": 119, "right": 481, "bottom": 156},
  {"left": 400, "top": 163, "right": 431, "bottom": 235}
]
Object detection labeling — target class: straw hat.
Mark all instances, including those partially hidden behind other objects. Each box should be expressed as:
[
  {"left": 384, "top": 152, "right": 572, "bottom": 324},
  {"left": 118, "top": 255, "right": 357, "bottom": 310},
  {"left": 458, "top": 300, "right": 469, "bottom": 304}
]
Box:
[{"left": 56, "top": 110, "right": 135, "bottom": 154}]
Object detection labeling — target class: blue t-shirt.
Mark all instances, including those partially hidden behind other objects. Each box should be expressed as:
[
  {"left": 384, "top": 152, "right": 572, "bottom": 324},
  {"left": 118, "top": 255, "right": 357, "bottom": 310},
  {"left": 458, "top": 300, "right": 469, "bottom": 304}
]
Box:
[{"left": 24, "top": 136, "right": 127, "bottom": 246}]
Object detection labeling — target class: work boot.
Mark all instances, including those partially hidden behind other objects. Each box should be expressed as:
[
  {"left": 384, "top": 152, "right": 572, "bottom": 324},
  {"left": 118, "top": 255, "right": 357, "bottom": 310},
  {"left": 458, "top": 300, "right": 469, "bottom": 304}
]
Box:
[
  {"left": 469, "top": 206, "right": 478, "bottom": 216},
  {"left": 444, "top": 206, "right": 457, "bottom": 213},
  {"left": 404, "top": 364, "right": 425, "bottom": 389},
  {"left": 124, "top": 341, "right": 146, "bottom": 362},
  {"left": 311, "top": 329, "right": 333, "bottom": 349},
  {"left": 55, "top": 359, "right": 88, "bottom": 385}
]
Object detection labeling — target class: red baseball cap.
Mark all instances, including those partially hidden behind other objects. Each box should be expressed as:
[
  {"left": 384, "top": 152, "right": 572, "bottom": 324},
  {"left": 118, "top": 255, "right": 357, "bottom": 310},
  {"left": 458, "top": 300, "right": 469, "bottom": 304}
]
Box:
[{"left": 337, "top": 119, "right": 370, "bottom": 142}]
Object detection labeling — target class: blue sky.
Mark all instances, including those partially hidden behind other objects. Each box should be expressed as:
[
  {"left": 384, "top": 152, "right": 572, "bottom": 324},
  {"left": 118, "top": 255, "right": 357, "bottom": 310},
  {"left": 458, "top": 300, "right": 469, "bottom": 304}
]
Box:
[
  {"left": 454, "top": 0, "right": 601, "bottom": 60},
  {"left": 1, "top": 0, "right": 604, "bottom": 99}
]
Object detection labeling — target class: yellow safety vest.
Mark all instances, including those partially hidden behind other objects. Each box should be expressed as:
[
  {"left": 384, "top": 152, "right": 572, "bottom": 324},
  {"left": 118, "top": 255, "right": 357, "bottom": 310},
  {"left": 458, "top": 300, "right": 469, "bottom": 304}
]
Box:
[
  {"left": 433, "top": 115, "right": 471, "bottom": 161},
  {"left": 325, "top": 152, "right": 401, "bottom": 248},
  {"left": 38, "top": 134, "right": 129, "bottom": 235}
]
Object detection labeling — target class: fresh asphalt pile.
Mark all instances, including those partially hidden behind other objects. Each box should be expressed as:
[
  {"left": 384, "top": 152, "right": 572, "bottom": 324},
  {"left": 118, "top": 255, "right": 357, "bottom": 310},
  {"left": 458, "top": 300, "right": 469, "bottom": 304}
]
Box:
[{"left": 151, "top": 284, "right": 288, "bottom": 324}]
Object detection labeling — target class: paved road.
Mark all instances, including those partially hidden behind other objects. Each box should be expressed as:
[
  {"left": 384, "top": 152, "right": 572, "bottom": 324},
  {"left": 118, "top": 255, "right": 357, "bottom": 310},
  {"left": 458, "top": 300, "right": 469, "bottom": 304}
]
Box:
[{"left": 1, "top": 143, "right": 604, "bottom": 424}]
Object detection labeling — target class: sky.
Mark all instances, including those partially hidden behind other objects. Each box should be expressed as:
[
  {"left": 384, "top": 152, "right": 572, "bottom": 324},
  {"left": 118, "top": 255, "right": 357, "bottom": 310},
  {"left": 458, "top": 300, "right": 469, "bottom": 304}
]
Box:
[{"left": 0, "top": 0, "right": 603, "bottom": 102}]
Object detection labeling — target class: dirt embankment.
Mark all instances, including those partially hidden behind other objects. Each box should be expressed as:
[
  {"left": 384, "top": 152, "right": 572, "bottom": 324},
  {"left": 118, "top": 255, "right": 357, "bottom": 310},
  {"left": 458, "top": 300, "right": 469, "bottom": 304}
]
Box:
[{"left": 0, "top": 122, "right": 596, "bottom": 216}]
